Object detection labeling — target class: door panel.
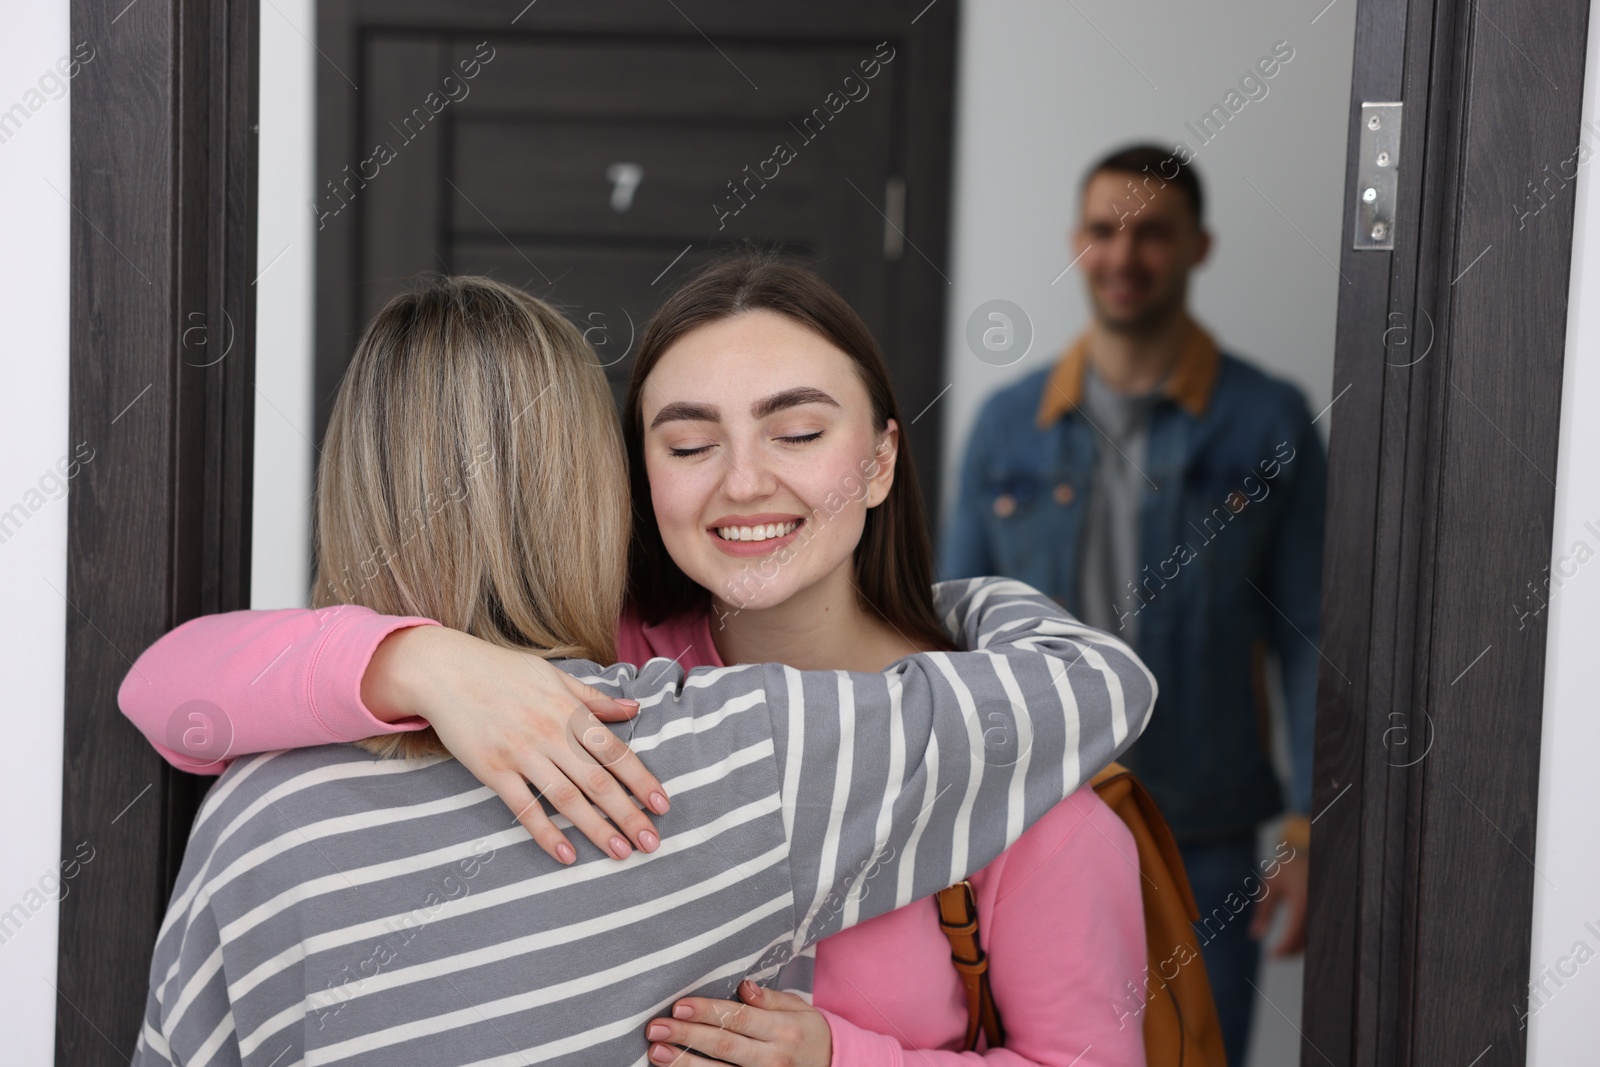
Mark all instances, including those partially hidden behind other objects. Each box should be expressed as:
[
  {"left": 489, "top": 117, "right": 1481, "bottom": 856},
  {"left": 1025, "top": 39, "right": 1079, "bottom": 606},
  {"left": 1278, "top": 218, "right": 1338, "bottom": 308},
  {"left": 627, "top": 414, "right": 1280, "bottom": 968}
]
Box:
[
  {"left": 323, "top": 9, "right": 945, "bottom": 505},
  {"left": 448, "top": 119, "right": 834, "bottom": 238},
  {"left": 357, "top": 37, "right": 449, "bottom": 329},
  {"left": 443, "top": 39, "right": 893, "bottom": 387}
]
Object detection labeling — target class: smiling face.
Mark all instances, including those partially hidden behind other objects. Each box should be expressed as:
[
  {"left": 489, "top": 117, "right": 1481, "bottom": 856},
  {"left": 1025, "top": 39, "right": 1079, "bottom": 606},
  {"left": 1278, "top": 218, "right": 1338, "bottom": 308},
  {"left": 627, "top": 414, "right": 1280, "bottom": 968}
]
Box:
[
  {"left": 638, "top": 310, "right": 897, "bottom": 614},
  {"left": 1075, "top": 168, "right": 1211, "bottom": 334}
]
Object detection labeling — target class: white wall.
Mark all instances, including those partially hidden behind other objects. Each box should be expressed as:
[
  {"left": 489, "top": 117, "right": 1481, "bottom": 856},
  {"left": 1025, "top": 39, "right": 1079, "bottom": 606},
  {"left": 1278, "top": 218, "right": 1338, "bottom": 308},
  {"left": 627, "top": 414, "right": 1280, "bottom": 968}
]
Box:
[
  {"left": 0, "top": 1, "right": 73, "bottom": 1060},
  {"left": 939, "top": 0, "right": 1354, "bottom": 513},
  {"left": 251, "top": 0, "right": 318, "bottom": 609},
  {"left": 1526, "top": 0, "right": 1600, "bottom": 1060}
]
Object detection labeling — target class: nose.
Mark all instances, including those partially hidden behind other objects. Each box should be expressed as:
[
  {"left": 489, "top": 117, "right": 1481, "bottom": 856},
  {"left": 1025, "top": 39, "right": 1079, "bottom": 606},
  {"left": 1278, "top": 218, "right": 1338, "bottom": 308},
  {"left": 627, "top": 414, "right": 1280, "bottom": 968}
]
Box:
[
  {"left": 719, "top": 440, "right": 779, "bottom": 502},
  {"left": 1103, "top": 227, "right": 1139, "bottom": 271}
]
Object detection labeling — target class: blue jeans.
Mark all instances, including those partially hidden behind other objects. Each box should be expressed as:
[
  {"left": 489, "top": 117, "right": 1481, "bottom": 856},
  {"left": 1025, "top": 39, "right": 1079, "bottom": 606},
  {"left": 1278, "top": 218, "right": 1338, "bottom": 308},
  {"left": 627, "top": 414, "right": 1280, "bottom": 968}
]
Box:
[{"left": 1178, "top": 835, "right": 1263, "bottom": 1067}]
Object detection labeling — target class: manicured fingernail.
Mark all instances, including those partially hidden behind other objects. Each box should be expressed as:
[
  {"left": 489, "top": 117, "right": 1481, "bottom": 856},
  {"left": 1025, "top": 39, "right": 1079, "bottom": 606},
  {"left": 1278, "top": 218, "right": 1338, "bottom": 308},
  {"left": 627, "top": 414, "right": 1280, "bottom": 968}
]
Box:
[
  {"left": 617, "top": 697, "right": 640, "bottom": 709},
  {"left": 556, "top": 842, "right": 576, "bottom": 865},
  {"left": 610, "top": 835, "right": 632, "bottom": 859},
  {"left": 639, "top": 829, "right": 659, "bottom": 852},
  {"left": 649, "top": 791, "right": 670, "bottom": 814},
  {"left": 650, "top": 1044, "right": 675, "bottom": 1064},
  {"left": 646, "top": 1022, "right": 669, "bottom": 1041},
  {"left": 672, "top": 1003, "right": 694, "bottom": 1019}
]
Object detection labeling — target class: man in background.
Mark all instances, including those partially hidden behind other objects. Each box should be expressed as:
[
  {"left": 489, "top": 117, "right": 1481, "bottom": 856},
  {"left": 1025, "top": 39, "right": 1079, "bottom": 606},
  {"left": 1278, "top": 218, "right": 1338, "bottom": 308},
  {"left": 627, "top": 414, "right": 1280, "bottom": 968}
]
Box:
[{"left": 942, "top": 144, "right": 1325, "bottom": 1065}]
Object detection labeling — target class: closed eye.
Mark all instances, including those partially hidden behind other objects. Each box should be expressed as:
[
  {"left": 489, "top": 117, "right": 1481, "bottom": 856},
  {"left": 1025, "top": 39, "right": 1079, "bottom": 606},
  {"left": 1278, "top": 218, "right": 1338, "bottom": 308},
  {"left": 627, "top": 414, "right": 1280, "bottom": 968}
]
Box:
[
  {"left": 668, "top": 444, "right": 713, "bottom": 458},
  {"left": 778, "top": 431, "right": 823, "bottom": 445}
]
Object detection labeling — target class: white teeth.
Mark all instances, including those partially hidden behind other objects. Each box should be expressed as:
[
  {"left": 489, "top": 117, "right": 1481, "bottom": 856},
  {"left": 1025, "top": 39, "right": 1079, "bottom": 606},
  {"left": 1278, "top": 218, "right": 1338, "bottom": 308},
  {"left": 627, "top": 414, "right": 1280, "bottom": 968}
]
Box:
[{"left": 717, "top": 521, "right": 799, "bottom": 543}]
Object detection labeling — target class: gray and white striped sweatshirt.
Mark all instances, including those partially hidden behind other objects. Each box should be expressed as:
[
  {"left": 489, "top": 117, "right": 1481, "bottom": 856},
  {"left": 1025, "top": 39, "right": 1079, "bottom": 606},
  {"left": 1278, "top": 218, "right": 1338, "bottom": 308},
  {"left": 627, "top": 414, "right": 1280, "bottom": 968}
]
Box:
[{"left": 133, "top": 577, "right": 1156, "bottom": 1067}]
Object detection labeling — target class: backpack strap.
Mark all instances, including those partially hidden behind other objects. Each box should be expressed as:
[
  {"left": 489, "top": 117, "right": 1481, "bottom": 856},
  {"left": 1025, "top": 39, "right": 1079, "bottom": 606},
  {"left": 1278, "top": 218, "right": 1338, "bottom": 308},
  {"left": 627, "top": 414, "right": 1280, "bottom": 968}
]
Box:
[{"left": 935, "top": 881, "right": 1004, "bottom": 1051}]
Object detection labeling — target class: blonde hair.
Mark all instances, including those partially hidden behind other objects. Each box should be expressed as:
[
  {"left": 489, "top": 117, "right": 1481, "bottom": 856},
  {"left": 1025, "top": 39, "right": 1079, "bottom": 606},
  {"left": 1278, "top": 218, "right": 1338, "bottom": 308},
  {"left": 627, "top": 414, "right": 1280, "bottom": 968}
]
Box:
[{"left": 312, "top": 276, "right": 630, "bottom": 758}]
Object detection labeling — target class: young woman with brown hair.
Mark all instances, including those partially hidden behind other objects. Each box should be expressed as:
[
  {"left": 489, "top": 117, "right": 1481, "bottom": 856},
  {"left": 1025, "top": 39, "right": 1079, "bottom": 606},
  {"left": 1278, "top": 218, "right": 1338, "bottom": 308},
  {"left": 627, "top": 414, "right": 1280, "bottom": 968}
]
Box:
[{"left": 615, "top": 255, "right": 1146, "bottom": 1066}]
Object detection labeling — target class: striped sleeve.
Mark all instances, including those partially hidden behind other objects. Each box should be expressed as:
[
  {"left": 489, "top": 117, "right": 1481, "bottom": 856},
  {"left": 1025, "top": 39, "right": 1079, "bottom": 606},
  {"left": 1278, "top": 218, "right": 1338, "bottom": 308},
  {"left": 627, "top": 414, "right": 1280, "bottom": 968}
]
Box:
[
  {"left": 760, "top": 576, "right": 1156, "bottom": 957},
  {"left": 133, "top": 857, "right": 241, "bottom": 1067}
]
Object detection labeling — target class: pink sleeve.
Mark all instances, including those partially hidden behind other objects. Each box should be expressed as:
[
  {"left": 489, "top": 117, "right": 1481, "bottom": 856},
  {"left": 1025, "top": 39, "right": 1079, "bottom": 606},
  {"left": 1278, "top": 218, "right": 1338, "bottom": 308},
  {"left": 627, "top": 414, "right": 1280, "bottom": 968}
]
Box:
[
  {"left": 815, "top": 1009, "right": 911, "bottom": 1066},
  {"left": 821, "top": 787, "right": 1147, "bottom": 1066},
  {"left": 118, "top": 605, "right": 440, "bottom": 775}
]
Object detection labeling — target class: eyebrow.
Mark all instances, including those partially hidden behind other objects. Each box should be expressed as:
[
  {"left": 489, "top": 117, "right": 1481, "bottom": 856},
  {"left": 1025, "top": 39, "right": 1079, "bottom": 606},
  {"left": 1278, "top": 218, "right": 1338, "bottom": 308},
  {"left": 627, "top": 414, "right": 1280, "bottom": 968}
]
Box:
[
  {"left": 648, "top": 387, "right": 840, "bottom": 429},
  {"left": 649, "top": 401, "right": 720, "bottom": 429},
  {"left": 751, "top": 387, "right": 839, "bottom": 419}
]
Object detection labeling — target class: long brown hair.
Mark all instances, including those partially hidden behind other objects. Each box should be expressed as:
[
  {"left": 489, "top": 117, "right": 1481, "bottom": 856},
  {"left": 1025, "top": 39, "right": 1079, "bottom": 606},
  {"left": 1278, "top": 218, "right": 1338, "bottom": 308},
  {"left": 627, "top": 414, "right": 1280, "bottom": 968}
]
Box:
[
  {"left": 623, "top": 252, "right": 950, "bottom": 652},
  {"left": 314, "top": 275, "right": 631, "bottom": 757}
]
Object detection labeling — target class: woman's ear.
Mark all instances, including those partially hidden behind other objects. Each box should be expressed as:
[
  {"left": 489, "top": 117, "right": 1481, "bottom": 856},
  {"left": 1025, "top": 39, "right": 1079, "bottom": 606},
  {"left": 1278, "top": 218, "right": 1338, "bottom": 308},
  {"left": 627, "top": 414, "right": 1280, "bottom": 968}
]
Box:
[{"left": 865, "top": 419, "right": 899, "bottom": 508}]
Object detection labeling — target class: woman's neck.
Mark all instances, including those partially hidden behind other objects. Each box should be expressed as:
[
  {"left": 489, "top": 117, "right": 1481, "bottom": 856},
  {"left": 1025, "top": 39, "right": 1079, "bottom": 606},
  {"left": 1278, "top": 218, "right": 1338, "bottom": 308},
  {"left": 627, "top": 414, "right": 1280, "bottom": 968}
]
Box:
[{"left": 709, "top": 561, "right": 925, "bottom": 672}]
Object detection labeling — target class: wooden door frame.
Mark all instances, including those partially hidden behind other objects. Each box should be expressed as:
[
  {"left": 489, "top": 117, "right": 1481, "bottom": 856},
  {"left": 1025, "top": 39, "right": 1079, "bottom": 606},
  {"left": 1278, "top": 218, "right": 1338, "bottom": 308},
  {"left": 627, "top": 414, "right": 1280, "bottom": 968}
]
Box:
[
  {"left": 1303, "top": 0, "right": 1591, "bottom": 1062},
  {"left": 55, "top": 0, "right": 258, "bottom": 1060},
  {"left": 53, "top": 0, "right": 1594, "bottom": 1064}
]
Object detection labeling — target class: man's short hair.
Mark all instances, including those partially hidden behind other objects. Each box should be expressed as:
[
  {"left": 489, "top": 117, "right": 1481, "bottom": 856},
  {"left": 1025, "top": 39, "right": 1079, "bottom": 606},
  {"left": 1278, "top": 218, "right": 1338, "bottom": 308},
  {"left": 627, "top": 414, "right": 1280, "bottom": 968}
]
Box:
[{"left": 1082, "top": 143, "right": 1205, "bottom": 228}]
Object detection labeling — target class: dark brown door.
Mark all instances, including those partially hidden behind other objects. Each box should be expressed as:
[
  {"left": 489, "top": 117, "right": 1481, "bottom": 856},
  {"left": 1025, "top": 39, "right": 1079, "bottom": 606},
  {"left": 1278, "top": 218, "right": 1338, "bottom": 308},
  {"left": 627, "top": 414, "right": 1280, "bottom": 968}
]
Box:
[
  {"left": 316, "top": 1, "right": 957, "bottom": 507},
  {"left": 1304, "top": 0, "right": 1590, "bottom": 1062}
]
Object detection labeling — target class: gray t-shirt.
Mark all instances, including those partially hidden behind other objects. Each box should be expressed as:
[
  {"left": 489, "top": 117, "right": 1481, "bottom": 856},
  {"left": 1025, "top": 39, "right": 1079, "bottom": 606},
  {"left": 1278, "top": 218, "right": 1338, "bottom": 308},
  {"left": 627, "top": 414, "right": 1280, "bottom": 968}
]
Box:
[
  {"left": 133, "top": 578, "right": 1156, "bottom": 1067},
  {"left": 1077, "top": 364, "right": 1162, "bottom": 644}
]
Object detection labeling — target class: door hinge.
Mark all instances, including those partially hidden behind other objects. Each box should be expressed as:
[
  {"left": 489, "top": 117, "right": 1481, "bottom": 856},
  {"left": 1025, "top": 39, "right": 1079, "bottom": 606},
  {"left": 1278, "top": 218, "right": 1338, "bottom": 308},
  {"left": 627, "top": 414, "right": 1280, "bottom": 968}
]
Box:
[{"left": 1354, "top": 102, "right": 1402, "bottom": 250}]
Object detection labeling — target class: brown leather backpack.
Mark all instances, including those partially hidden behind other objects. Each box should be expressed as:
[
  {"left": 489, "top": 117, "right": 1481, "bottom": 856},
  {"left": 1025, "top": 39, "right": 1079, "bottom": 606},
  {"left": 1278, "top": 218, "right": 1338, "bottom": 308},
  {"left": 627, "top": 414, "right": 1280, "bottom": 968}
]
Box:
[{"left": 935, "top": 761, "right": 1229, "bottom": 1065}]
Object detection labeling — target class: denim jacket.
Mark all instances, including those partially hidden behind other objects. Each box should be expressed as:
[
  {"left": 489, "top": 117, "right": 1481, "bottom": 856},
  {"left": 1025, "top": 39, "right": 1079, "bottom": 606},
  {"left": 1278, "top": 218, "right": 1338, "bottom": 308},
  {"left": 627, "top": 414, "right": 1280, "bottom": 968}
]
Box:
[{"left": 941, "top": 324, "right": 1326, "bottom": 842}]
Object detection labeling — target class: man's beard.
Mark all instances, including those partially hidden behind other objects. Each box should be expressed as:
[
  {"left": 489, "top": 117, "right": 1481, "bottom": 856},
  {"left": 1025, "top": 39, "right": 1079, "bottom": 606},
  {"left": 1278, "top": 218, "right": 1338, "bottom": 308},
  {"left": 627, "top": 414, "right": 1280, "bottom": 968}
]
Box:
[{"left": 1091, "top": 279, "right": 1186, "bottom": 336}]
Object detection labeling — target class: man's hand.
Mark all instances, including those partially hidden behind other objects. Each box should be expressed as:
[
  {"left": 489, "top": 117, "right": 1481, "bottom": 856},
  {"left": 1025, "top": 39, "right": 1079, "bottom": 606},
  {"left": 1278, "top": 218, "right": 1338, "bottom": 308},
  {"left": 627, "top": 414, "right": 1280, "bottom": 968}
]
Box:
[{"left": 1249, "top": 817, "right": 1309, "bottom": 957}]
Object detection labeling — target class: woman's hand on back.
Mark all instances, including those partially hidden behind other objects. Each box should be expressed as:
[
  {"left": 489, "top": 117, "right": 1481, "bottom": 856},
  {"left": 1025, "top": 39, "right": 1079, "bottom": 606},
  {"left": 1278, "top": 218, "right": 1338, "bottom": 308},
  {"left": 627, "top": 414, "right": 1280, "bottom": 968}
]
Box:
[
  {"left": 646, "top": 981, "right": 831, "bottom": 1067},
  {"left": 362, "top": 625, "right": 671, "bottom": 865}
]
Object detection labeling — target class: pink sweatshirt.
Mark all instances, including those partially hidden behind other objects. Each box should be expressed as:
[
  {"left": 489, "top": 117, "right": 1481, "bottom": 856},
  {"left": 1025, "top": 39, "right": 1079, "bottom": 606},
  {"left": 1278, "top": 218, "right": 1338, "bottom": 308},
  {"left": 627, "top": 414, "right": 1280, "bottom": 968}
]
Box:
[
  {"left": 621, "top": 607, "right": 1146, "bottom": 1065},
  {"left": 121, "top": 605, "right": 1147, "bottom": 1066}
]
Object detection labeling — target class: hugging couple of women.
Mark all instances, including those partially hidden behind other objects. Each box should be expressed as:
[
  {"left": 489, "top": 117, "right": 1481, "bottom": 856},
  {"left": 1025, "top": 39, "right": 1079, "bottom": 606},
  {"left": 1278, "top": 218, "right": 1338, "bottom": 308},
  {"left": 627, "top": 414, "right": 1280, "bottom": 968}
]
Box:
[{"left": 125, "top": 252, "right": 1159, "bottom": 1066}]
